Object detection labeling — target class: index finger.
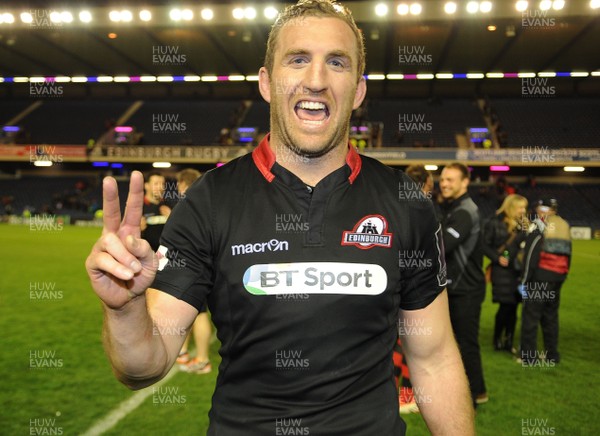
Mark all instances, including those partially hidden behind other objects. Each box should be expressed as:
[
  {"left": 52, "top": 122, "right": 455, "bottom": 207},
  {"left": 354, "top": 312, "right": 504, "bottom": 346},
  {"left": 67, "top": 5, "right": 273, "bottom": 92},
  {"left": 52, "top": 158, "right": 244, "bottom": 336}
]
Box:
[{"left": 102, "top": 176, "right": 121, "bottom": 235}]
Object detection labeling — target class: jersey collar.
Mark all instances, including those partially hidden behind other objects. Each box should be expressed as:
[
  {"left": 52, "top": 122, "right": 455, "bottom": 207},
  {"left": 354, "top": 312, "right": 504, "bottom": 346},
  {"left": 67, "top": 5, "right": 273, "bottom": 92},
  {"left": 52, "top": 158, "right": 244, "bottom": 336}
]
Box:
[{"left": 252, "top": 133, "right": 362, "bottom": 184}]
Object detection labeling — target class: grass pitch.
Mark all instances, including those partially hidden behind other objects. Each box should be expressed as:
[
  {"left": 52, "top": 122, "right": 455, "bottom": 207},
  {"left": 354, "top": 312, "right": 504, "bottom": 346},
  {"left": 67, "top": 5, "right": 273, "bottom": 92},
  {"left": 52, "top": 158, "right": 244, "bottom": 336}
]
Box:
[{"left": 0, "top": 225, "right": 598, "bottom": 435}]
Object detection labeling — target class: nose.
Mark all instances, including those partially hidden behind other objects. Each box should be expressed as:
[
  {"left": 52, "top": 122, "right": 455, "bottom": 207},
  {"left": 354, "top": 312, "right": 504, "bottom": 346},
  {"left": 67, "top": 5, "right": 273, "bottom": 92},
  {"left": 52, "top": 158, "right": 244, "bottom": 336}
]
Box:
[{"left": 302, "top": 59, "right": 327, "bottom": 94}]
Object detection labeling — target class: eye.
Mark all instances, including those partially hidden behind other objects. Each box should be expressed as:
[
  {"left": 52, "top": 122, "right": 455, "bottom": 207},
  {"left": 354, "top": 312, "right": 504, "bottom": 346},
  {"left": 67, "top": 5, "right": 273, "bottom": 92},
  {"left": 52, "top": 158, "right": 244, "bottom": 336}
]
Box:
[
  {"left": 291, "top": 57, "right": 308, "bottom": 65},
  {"left": 328, "top": 58, "right": 347, "bottom": 69}
]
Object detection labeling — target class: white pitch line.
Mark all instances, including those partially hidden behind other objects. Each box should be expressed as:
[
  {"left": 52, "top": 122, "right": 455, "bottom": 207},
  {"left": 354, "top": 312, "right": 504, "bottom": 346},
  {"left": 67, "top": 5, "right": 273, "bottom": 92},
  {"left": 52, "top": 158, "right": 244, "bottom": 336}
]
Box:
[
  {"left": 81, "top": 367, "right": 178, "bottom": 436},
  {"left": 83, "top": 325, "right": 218, "bottom": 435},
  {"left": 572, "top": 251, "right": 600, "bottom": 259}
]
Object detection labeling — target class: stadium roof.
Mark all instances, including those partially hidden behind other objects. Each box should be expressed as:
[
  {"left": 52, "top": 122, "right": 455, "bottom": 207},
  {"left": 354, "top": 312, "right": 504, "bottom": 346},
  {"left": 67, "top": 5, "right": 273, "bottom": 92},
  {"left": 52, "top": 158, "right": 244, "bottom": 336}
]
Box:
[{"left": 0, "top": 1, "right": 598, "bottom": 98}]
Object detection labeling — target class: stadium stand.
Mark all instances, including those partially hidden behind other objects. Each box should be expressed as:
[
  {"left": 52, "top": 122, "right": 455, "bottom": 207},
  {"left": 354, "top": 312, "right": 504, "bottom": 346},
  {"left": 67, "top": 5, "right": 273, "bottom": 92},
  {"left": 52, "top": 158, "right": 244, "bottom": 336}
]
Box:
[
  {"left": 19, "top": 100, "right": 132, "bottom": 145},
  {"left": 468, "top": 185, "right": 499, "bottom": 220},
  {"left": 4, "top": 98, "right": 598, "bottom": 150},
  {"left": 517, "top": 184, "right": 600, "bottom": 228},
  {"left": 242, "top": 100, "right": 270, "bottom": 136},
  {"left": 469, "top": 183, "right": 600, "bottom": 230},
  {"left": 491, "top": 98, "right": 600, "bottom": 148},
  {"left": 0, "top": 100, "right": 32, "bottom": 126},
  {"left": 0, "top": 175, "right": 100, "bottom": 219},
  {"left": 127, "top": 100, "right": 241, "bottom": 145},
  {"left": 367, "top": 99, "right": 486, "bottom": 147},
  {"left": 0, "top": 176, "right": 177, "bottom": 220}
]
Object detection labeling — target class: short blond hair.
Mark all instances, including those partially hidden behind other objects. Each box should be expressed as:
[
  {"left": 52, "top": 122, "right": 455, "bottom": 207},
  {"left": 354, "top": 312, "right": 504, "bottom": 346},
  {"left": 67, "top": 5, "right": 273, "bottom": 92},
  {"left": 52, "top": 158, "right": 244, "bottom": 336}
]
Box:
[
  {"left": 264, "top": 0, "right": 366, "bottom": 81},
  {"left": 176, "top": 168, "right": 201, "bottom": 187}
]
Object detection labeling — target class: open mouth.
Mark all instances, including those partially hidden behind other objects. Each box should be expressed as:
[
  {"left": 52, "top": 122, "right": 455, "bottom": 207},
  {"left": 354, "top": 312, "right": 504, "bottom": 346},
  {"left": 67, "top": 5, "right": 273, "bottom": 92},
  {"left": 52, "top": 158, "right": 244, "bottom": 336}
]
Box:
[{"left": 294, "top": 100, "right": 330, "bottom": 125}]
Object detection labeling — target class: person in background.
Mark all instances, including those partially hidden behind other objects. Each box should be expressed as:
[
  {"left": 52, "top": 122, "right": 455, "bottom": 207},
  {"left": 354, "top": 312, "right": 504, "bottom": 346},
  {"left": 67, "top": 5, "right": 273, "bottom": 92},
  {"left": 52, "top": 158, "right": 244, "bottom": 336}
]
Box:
[
  {"left": 482, "top": 194, "right": 528, "bottom": 353},
  {"left": 439, "top": 162, "right": 488, "bottom": 407},
  {"left": 141, "top": 172, "right": 171, "bottom": 252},
  {"left": 518, "top": 198, "right": 571, "bottom": 365},
  {"left": 406, "top": 165, "right": 434, "bottom": 195},
  {"left": 174, "top": 169, "right": 213, "bottom": 375}
]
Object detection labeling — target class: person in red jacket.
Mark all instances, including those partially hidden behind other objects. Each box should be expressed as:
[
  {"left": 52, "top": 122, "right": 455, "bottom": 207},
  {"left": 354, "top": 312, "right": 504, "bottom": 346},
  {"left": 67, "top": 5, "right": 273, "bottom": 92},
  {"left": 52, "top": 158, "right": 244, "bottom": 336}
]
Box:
[{"left": 518, "top": 198, "right": 571, "bottom": 365}]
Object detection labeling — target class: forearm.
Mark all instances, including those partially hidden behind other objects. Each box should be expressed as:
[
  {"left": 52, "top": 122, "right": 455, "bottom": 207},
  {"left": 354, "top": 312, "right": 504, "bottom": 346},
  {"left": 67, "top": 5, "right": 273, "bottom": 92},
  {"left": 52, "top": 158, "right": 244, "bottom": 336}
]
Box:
[
  {"left": 102, "top": 295, "right": 170, "bottom": 389},
  {"left": 409, "top": 339, "right": 475, "bottom": 435},
  {"left": 482, "top": 243, "right": 499, "bottom": 263}
]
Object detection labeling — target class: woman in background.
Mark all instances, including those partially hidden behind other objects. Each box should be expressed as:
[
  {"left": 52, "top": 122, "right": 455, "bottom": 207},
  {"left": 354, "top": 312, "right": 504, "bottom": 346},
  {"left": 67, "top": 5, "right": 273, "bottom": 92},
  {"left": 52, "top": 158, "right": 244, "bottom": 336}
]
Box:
[{"left": 483, "top": 194, "right": 529, "bottom": 353}]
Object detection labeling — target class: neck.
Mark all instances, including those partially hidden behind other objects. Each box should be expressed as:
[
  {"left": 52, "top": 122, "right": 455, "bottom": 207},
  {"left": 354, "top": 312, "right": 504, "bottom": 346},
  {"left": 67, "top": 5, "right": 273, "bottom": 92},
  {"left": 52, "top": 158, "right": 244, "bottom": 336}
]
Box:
[
  {"left": 455, "top": 190, "right": 467, "bottom": 199},
  {"left": 270, "top": 138, "right": 348, "bottom": 187}
]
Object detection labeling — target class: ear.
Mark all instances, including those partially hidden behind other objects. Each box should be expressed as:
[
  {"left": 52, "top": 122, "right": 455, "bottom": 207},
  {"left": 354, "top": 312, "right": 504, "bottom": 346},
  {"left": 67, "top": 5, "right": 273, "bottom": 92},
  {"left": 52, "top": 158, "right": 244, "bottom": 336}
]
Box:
[
  {"left": 352, "top": 75, "right": 367, "bottom": 110},
  {"left": 461, "top": 177, "right": 470, "bottom": 191},
  {"left": 259, "top": 67, "right": 271, "bottom": 103}
]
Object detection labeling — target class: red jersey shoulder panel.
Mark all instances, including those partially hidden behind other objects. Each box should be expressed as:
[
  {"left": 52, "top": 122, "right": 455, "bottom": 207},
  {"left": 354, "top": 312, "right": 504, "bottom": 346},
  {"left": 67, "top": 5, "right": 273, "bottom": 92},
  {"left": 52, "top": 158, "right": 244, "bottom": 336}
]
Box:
[{"left": 252, "top": 133, "right": 362, "bottom": 184}]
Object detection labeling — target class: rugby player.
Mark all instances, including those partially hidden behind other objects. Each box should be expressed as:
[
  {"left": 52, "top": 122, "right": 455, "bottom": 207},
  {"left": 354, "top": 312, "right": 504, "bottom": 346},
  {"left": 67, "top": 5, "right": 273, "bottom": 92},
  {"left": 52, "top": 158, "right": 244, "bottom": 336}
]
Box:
[{"left": 85, "top": 1, "right": 474, "bottom": 434}]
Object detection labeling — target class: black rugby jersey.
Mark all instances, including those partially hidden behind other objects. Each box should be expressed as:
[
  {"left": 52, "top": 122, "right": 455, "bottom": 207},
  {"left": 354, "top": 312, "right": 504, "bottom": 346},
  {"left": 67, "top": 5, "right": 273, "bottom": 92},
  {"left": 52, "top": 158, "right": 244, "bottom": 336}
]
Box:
[
  {"left": 152, "top": 135, "right": 447, "bottom": 436},
  {"left": 142, "top": 198, "right": 167, "bottom": 252}
]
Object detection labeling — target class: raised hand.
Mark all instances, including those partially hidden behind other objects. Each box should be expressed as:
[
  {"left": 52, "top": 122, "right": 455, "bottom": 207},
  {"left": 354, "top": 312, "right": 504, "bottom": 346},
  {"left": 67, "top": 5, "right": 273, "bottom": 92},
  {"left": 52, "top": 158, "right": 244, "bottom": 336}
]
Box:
[{"left": 85, "top": 171, "right": 158, "bottom": 310}]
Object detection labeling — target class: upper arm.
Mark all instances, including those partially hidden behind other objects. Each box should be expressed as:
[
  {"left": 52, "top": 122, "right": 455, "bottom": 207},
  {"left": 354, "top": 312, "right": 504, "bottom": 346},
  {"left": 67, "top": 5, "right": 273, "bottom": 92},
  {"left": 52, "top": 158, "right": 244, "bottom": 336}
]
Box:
[
  {"left": 399, "top": 290, "right": 456, "bottom": 371},
  {"left": 151, "top": 181, "right": 215, "bottom": 312},
  {"left": 146, "top": 288, "right": 199, "bottom": 368},
  {"left": 397, "top": 183, "right": 447, "bottom": 310},
  {"left": 443, "top": 210, "right": 473, "bottom": 254}
]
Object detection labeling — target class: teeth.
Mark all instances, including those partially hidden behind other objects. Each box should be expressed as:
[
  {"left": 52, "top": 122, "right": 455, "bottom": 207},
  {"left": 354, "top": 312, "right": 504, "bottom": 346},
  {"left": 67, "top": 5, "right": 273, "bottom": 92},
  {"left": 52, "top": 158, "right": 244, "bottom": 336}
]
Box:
[
  {"left": 302, "top": 119, "right": 324, "bottom": 125},
  {"left": 298, "top": 101, "right": 326, "bottom": 110}
]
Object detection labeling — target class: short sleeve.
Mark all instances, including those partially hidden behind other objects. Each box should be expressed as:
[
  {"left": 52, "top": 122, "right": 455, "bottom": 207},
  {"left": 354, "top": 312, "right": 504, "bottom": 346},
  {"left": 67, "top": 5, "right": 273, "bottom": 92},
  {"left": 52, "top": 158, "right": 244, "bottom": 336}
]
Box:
[
  {"left": 150, "top": 180, "right": 214, "bottom": 312},
  {"left": 398, "top": 187, "right": 447, "bottom": 311}
]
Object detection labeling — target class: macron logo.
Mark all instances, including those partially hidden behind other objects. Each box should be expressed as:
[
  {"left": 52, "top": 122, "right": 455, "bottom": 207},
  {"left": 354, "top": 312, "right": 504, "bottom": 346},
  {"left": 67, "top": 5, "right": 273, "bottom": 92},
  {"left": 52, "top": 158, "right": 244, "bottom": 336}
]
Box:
[{"left": 231, "top": 239, "right": 289, "bottom": 256}]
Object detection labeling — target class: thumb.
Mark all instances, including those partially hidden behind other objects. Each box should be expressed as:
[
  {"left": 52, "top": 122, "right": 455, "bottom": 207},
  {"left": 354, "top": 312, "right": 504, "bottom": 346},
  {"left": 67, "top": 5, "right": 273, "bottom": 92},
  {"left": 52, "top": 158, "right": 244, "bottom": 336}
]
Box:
[{"left": 126, "top": 235, "right": 156, "bottom": 268}]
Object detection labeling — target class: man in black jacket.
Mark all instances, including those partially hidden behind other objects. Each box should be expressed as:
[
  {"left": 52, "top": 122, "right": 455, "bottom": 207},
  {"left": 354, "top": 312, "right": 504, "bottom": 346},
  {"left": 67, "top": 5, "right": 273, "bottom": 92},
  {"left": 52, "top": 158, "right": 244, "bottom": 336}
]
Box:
[{"left": 439, "top": 163, "right": 487, "bottom": 407}]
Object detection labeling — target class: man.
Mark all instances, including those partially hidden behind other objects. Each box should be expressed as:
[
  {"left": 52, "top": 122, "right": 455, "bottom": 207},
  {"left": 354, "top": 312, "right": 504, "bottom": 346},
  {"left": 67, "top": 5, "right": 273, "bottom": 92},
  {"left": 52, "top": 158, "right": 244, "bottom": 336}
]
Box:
[
  {"left": 140, "top": 172, "right": 171, "bottom": 251},
  {"left": 439, "top": 163, "right": 487, "bottom": 406},
  {"left": 173, "top": 169, "right": 213, "bottom": 374},
  {"left": 519, "top": 198, "right": 571, "bottom": 365},
  {"left": 85, "top": 1, "right": 474, "bottom": 435}
]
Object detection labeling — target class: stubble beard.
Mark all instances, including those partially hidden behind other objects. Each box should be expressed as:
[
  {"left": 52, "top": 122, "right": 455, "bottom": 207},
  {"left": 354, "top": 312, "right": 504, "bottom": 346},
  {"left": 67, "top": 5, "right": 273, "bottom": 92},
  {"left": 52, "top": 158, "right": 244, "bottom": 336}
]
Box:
[{"left": 269, "top": 96, "right": 351, "bottom": 160}]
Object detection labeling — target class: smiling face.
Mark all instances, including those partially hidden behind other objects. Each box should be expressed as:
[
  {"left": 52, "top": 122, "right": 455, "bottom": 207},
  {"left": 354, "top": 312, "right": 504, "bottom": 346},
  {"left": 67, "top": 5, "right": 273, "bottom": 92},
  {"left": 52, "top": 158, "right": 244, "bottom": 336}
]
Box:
[
  {"left": 259, "top": 16, "right": 366, "bottom": 159},
  {"left": 145, "top": 175, "right": 165, "bottom": 203},
  {"left": 439, "top": 167, "right": 468, "bottom": 200}
]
